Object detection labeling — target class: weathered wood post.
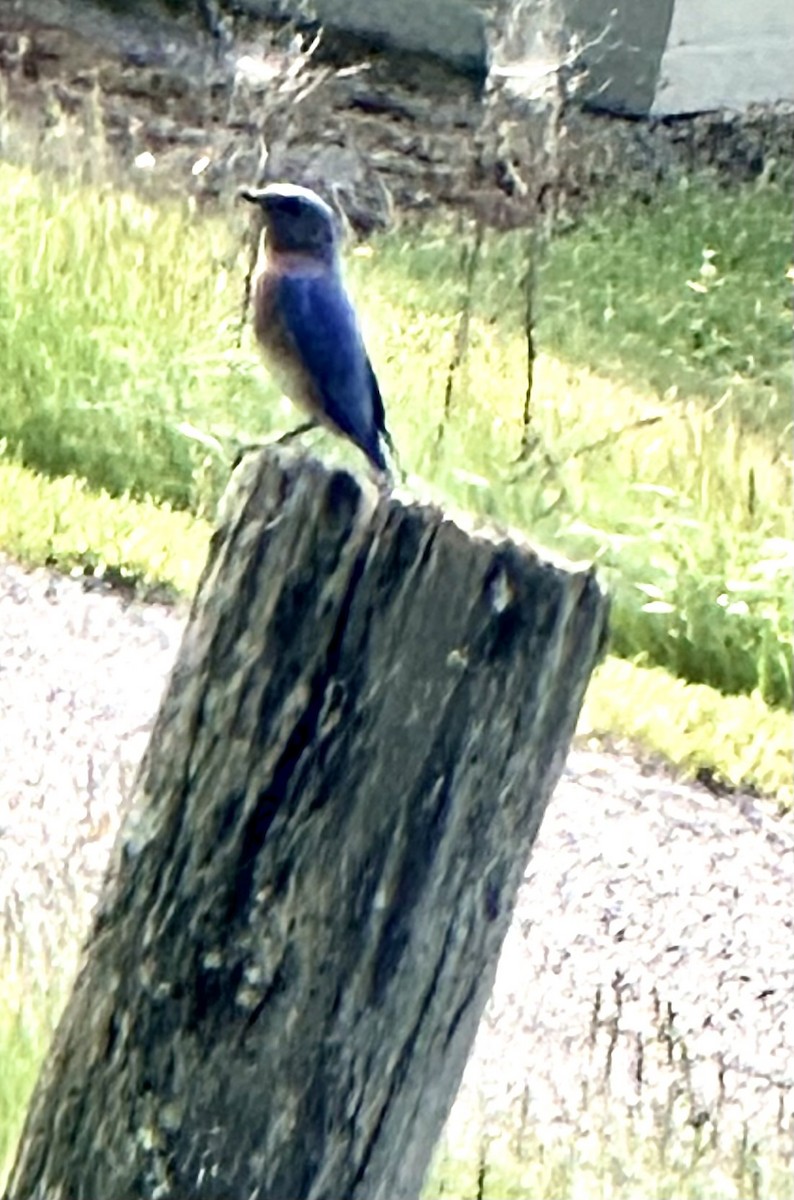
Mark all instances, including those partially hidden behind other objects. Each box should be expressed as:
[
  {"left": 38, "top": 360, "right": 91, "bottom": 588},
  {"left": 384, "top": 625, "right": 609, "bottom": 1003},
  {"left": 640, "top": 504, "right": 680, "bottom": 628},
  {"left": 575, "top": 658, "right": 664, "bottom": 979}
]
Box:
[{"left": 6, "top": 448, "right": 608, "bottom": 1200}]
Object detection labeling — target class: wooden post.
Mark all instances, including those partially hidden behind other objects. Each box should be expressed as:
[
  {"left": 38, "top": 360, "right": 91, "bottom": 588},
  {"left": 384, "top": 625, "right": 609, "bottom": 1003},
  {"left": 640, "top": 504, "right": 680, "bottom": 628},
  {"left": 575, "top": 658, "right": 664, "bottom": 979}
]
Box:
[{"left": 6, "top": 448, "right": 608, "bottom": 1200}]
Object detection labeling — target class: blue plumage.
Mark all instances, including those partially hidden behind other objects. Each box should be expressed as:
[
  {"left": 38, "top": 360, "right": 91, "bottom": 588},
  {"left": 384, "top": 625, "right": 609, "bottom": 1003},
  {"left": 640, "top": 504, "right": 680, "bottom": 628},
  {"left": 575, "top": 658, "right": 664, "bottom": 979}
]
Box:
[
  {"left": 241, "top": 183, "right": 393, "bottom": 476},
  {"left": 271, "top": 272, "right": 387, "bottom": 471}
]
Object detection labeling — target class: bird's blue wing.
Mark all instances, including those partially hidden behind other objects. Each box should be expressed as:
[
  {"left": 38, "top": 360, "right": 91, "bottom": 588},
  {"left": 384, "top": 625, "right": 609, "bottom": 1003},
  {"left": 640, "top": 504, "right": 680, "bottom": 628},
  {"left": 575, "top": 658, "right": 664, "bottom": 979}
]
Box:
[{"left": 274, "top": 270, "right": 385, "bottom": 468}]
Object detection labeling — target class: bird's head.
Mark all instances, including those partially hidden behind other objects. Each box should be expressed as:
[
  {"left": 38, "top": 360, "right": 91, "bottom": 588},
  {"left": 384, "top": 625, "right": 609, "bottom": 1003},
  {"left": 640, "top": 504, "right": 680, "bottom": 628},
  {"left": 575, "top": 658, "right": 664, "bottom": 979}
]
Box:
[{"left": 240, "top": 183, "right": 339, "bottom": 264}]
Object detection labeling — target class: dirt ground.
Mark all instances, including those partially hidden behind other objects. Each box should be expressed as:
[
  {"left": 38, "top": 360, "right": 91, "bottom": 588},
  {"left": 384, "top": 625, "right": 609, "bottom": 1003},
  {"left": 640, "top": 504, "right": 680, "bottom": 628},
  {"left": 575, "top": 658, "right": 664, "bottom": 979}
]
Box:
[
  {"left": 2, "top": 554, "right": 792, "bottom": 1165},
  {"left": 3, "top": 0, "right": 791, "bottom": 238}
]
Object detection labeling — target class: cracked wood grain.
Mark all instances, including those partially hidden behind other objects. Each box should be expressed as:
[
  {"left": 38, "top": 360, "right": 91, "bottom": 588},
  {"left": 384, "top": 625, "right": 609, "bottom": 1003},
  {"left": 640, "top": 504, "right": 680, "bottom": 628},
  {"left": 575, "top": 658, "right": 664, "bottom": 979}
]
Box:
[{"left": 6, "top": 447, "right": 608, "bottom": 1200}]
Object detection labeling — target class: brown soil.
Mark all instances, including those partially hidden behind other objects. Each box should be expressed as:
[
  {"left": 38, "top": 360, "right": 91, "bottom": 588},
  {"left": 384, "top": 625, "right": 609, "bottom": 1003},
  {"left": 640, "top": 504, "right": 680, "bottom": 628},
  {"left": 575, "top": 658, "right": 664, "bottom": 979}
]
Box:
[{"left": 2, "top": 0, "right": 791, "bottom": 237}]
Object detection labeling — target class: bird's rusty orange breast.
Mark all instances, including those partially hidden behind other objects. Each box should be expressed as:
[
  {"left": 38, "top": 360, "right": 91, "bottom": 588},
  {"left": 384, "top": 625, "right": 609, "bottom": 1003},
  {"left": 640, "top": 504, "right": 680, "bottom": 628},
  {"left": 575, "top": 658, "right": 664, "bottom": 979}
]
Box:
[{"left": 250, "top": 261, "right": 326, "bottom": 423}]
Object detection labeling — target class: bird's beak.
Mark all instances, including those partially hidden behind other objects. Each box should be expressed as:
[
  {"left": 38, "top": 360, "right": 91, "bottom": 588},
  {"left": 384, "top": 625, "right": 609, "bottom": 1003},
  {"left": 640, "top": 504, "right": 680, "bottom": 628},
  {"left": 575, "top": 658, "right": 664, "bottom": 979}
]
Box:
[{"left": 239, "top": 187, "right": 266, "bottom": 207}]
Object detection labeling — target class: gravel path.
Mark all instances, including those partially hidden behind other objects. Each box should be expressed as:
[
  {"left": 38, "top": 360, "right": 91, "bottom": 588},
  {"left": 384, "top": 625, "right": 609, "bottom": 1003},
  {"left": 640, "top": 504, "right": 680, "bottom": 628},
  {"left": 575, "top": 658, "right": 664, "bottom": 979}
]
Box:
[{"left": 2, "top": 555, "right": 792, "bottom": 1162}]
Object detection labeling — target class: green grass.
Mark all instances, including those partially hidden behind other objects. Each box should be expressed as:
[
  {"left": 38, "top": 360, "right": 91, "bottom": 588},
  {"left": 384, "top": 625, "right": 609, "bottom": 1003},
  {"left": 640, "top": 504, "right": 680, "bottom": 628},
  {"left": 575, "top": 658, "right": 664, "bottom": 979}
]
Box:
[
  {"left": 0, "top": 170, "right": 247, "bottom": 512},
  {"left": 0, "top": 982, "right": 65, "bottom": 1190},
  {"left": 371, "top": 171, "right": 794, "bottom": 441},
  {"left": 424, "top": 1116, "right": 792, "bottom": 1200},
  {"left": 0, "top": 161, "right": 790, "bottom": 715},
  {"left": 583, "top": 657, "right": 793, "bottom": 810},
  {"left": 0, "top": 459, "right": 208, "bottom": 597},
  {"left": 0, "top": 1015, "right": 39, "bottom": 1187},
  {"left": 544, "top": 176, "right": 793, "bottom": 442},
  {"left": 358, "top": 179, "right": 793, "bottom": 711},
  {"left": 1, "top": 455, "right": 790, "bottom": 810},
  {"left": 1, "top": 147, "right": 792, "bottom": 1199}
]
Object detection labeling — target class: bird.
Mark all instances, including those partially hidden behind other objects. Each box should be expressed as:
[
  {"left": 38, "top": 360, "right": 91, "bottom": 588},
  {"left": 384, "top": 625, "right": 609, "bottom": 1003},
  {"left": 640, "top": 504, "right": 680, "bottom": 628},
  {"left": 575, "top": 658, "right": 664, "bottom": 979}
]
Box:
[{"left": 239, "top": 182, "right": 395, "bottom": 477}]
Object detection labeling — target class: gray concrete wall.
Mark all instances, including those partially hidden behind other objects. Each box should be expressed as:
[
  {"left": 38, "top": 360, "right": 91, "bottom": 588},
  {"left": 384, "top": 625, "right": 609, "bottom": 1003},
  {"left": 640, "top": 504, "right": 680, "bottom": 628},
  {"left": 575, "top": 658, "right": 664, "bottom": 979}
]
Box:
[
  {"left": 236, "top": 0, "right": 794, "bottom": 115},
  {"left": 238, "top": 0, "right": 487, "bottom": 78},
  {"left": 560, "top": 0, "right": 675, "bottom": 115},
  {"left": 652, "top": 0, "right": 794, "bottom": 114}
]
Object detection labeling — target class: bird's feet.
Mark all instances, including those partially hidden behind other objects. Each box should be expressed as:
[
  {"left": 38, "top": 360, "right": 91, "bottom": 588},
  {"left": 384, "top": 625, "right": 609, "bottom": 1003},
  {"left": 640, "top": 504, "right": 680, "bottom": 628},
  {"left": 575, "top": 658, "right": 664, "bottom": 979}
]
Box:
[{"left": 231, "top": 421, "right": 319, "bottom": 470}]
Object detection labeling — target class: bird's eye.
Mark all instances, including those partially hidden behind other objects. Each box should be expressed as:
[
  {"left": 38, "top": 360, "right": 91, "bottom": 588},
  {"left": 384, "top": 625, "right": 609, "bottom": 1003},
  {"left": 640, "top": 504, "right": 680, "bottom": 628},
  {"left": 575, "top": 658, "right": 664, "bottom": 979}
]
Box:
[{"left": 281, "top": 197, "right": 303, "bottom": 217}]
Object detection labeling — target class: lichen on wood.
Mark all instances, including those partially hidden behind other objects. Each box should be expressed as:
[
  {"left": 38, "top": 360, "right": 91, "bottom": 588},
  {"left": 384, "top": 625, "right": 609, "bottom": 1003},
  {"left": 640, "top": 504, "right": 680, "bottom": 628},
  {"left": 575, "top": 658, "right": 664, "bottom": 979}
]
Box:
[{"left": 6, "top": 446, "right": 608, "bottom": 1200}]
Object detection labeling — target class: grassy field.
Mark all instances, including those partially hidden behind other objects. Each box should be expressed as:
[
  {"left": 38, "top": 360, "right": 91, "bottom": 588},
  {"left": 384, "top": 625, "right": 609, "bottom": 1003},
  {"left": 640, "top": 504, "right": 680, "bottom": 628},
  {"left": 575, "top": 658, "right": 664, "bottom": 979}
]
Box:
[
  {"left": 426, "top": 1114, "right": 792, "bottom": 1200},
  {"left": 0, "top": 158, "right": 791, "bottom": 730},
  {"left": 0, "top": 155, "right": 792, "bottom": 1194}
]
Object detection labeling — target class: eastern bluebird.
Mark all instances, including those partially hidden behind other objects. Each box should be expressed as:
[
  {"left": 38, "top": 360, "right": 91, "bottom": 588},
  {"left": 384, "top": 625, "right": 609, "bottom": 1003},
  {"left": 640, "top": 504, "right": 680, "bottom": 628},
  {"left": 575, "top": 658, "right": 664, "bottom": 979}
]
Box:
[{"left": 240, "top": 183, "right": 394, "bottom": 476}]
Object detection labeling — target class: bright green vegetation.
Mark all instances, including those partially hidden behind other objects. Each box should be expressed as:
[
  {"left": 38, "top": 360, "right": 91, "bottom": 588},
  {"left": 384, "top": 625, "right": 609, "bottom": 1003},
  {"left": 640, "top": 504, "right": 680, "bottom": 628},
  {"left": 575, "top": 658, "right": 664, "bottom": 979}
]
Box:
[
  {"left": 583, "top": 657, "right": 793, "bottom": 810},
  {"left": 1, "top": 457, "right": 791, "bottom": 808},
  {"left": 425, "top": 1113, "right": 791, "bottom": 1200},
  {"left": 0, "top": 169, "right": 243, "bottom": 511},
  {"left": 0, "top": 160, "right": 791, "bottom": 724},
  {"left": 0, "top": 460, "right": 208, "bottom": 597},
  {"left": 0, "top": 984, "right": 66, "bottom": 1189},
  {"left": 1, "top": 152, "right": 792, "bottom": 1198},
  {"left": 373, "top": 173, "right": 793, "bottom": 441},
  {"left": 358, "top": 180, "right": 793, "bottom": 712}
]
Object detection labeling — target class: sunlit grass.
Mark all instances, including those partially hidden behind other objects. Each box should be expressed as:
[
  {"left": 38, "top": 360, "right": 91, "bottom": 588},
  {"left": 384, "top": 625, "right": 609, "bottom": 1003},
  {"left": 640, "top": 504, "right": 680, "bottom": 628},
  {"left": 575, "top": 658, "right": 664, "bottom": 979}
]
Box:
[
  {"left": 0, "top": 150, "right": 791, "bottom": 1200},
  {"left": 369, "top": 171, "right": 793, "bottom": 441},
  {"left": 1, "top": 161, "right": 790, "bottom": 709},
  {"left": 424, "top": 1112, "right": 791, "bottom": 1200},
  {"left": 0, "top": 452, "right": 789, "bottom": 810},
  {"left": 582, "top": 658, "right": 793, "bottom": 812},
  {"left": 372, "top": 332, "right": 792, "bottom": 709},
  {"left": 0, "top": 979, "right": 67, "bottom": 1192},
  {"left": 0, "top": 459, "right": 208, "bottom": 596},
  {"left": 0, "top": 1009, "right": 42, "bottom": 1190},
  {"left": 0, "top": 168, "right": 255, "bottom": 509}
]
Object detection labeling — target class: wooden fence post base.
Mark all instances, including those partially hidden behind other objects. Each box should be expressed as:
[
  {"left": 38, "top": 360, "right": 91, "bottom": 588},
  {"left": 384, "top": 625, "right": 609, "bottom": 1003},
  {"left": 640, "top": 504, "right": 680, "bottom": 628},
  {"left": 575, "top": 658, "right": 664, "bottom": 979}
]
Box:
[{"left": 6, "top": 448, "right": 608, "bottom": 1200}]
